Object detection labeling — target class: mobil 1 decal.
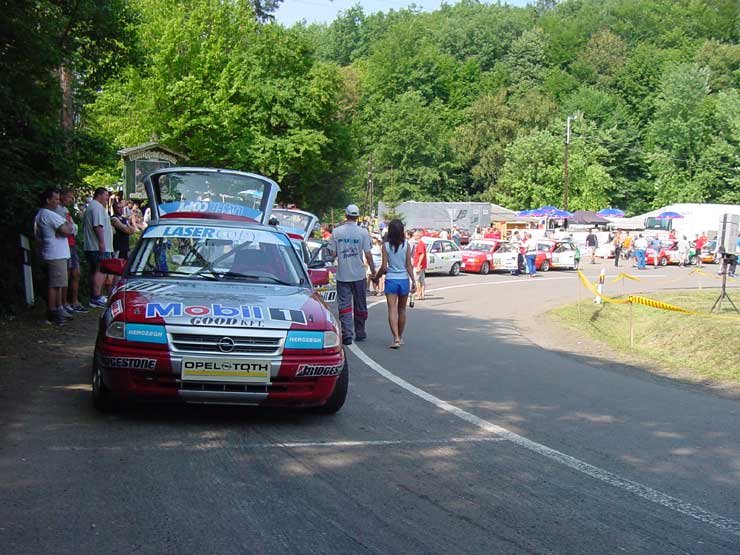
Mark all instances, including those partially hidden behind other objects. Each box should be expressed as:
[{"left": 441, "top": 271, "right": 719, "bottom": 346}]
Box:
[{"left": 144, "top": 302, "right": 306, "bottom": 327}]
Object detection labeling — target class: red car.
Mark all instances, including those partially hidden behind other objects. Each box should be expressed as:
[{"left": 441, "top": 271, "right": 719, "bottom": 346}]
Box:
[{"left": 460, "top": 239, "right": 502, "bottom": 274}]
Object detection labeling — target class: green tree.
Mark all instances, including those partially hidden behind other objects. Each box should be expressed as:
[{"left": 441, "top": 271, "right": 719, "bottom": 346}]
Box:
[
  {"left": 87, "top": 0, "right": 352, "bottom": 211},
  {"left": 362, "top": 91, "right": 459, "bottom": 203}
]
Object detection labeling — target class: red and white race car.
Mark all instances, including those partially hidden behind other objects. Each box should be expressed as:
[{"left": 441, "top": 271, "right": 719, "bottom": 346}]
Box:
[
  {"left": 536, "top": 239, "right": 580, "bottom": 270},
  {"left": 460, "top": 239, "right": 502, "bottom": 274},
  {"left": 645, "top": 240, "right": 697, "bottom": 266},
  {"left": 92, "top": 168, "right": 347, "bottom": 414},
  {"left": 490, "top": 241, "right": 551, "bottom": 273}
]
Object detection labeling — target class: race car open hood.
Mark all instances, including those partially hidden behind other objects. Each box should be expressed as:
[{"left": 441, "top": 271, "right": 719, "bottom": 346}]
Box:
[{"left": 113, "top": 278, "right": 329, "bottom": 330}]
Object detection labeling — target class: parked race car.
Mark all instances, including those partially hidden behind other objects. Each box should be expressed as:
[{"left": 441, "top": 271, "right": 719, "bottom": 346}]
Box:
[
  {"left": 92, "top": 168, "right": 347, "bottom": 414},
  {"left": 645, "top": 240, "right": 697, "bottom": 266},
  {"left": 490, "top": 241, "right": 550, "bottom": 273},
  {"left": 420, "top": 236, "right": 463, "bottom": 275},
  {"left": 272, "top": 209, "right": 337, "bottom": 305},
  {"left": 698, "top": 240, "right": 719, "bottom": 264},
  {"left": 537, "top": 239, "right": 580, "bottom": 270},
  {"left": 460, "top": 239, "right": 501, "bottom": 274},
  {"left": 306, "top": 239, "right": 338, "bottom": 304}
]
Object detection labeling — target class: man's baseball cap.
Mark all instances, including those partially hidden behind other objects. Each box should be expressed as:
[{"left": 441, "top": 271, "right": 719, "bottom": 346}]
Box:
[{"left": 345, "top": 204, "right": 360, "bottom": 217}]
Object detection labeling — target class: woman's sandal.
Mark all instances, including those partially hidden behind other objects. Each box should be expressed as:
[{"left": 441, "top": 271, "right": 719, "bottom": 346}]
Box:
[{"left": 389, "top": 340, "right": 401, "bottom": 349}]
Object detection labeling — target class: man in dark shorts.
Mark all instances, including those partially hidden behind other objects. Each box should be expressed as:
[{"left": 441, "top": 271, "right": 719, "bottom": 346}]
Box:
[{"left": 83, "top": 187, "right": 113, "bottom": 308}]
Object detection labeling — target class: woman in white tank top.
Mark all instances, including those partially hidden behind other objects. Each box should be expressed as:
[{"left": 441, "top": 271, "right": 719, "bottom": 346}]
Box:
[{"left": 376, "top": 219, "right": 416, "bottom": 349}]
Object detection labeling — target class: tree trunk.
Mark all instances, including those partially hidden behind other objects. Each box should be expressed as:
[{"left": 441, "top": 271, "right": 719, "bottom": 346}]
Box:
[{"left": 59, "top": 64, "right": 74, "bottom": 132}]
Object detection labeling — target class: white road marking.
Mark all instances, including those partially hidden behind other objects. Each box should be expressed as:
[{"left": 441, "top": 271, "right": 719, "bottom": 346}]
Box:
[
  {"left": 49, "top": 436, "right": 505, "bottom": 452},
  {"left": 348, "top": 343, "right": 740, "bottom": 537}
]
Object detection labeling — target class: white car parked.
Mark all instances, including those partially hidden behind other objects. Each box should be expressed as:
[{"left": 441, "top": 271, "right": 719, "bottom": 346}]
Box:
[{"left": 420, "top": 237, "right": 463, "bottom": 276}]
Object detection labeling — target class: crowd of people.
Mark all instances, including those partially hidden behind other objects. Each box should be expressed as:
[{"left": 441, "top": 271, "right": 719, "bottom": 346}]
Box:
[{"left": 33, "top": 187, "right": 150, "bottom": 326}]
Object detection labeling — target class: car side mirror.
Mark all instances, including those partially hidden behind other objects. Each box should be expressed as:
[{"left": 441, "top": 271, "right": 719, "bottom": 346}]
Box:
[
  {"left": 100, "top": 258, "right": 127, "bottom": 276},
  {"left": 309, "top": 268, "right": 330, "bottom": 287}
]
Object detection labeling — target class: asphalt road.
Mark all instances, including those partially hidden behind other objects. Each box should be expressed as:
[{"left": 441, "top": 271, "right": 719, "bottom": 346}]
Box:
[{"left": 2, "top": 264, "right": 740, "bottom": 554}]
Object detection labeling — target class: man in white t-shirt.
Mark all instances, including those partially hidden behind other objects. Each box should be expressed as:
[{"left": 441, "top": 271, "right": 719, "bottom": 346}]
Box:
[
  {"left": 328, "top": 204, "right": 376, "bottom": 345},
  {"left": 82, "top": 187, "right": 113, "bottom": 308},
  {"left": 34, "top": 190, "right": 74, "bottom": 326}
]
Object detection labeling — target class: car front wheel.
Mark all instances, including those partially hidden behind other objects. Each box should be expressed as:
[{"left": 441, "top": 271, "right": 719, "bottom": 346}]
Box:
[
  {"left": 540, "top": 259, "right": 550, "bottom": 272},
  {"left": 92, "top": 359, "right": 118, "bottom": 413},
  {"left": 315, "top": 358, "right": 348, "bottom": 414},
  {"left": 480, "top": 262, "right": 490, "bottom": 275},
  {"left": 659, "top": 256, "right": 668, "bottom": 266},
  {"left": 449, "top": 262, "right": 461, "bottom": 276}
]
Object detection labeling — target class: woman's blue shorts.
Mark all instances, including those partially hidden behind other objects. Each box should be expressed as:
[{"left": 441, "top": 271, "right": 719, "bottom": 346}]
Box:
[{"left": 384, "top": 278, "right": 410, "bottom": 296}]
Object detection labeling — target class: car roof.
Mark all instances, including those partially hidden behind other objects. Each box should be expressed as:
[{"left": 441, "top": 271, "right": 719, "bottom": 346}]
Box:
[
  {"left": 148, "top": 218, "right": 272, "bottom": 231},
  {"left": 421, "top": 236, "right": 446, "bottom": 243}
]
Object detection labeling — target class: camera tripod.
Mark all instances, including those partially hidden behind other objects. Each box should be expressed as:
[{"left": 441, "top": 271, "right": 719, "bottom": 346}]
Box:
[{"left": 710, "top": 255, "right": 738, "bottom": 314}]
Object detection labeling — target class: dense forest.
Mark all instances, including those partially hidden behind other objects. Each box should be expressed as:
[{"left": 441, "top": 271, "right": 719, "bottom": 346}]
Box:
[{"left": 1, "top": 0, "right": 738, "bottom": 306}]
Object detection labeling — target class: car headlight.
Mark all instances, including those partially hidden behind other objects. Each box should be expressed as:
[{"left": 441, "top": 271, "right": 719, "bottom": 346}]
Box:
[
  {"left": 105, "top": 321, "right": 125, "bottom": 340},
  {"left": 323, "top": 331, "right": 340, "bottom": 349}
]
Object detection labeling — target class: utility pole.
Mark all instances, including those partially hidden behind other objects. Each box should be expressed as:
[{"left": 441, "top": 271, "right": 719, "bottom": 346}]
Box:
[
  {"left": 563, "top": 115, "right": 575, "bottom": 211},
  {"left": 365, "top": 157, "right": 374, "bottom": 218}
]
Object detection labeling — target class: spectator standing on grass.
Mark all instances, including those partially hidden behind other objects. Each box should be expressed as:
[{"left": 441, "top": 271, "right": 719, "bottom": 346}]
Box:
[
  {"left": 328, "top": 204, "right": 377, "bottom": 345},
  {"left": 56, "top": 189, "right": 87, "bottom": 314},
  {"left": 83, "top": 187, "right": 113, "bottom": 308},
  {"left": 585, "top": 229, "right": 598, "bottom": 264},
  {"left": 111, "top": 199, "right": 138, "bottom": 259},
  {"left": 376, "top": 219, "right": 416, "bottom": 349},
  {"left": 34, "top": 190, "right": 74, "bottom": 326}
]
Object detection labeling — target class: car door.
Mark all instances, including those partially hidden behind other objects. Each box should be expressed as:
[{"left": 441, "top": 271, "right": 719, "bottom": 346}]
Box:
[
  {"left": 443, "top": 241, "right": 461, "bottom": 271},
  {"left": 427, "top": 241, "right": 444, "bottom": 272}
]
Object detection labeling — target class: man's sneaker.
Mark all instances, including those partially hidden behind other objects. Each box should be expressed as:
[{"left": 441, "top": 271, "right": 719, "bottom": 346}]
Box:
[
  {"left": 89, "top": 296, "right": 107, "bottom": 308},
  {"left": 342, "top": 337, "right": 353, "bottom": 346},
  {"left": 355, "top": 335, "right": 367, "bottom": 342},
  {"left": 60, "top": 306, "right": 75, "bottom": 319},
  {"left": 46, "top": 312, "right": 66, "bottom": 326},
  {"left": 70, "top": 304, "right": 89, "bottom": 313}
]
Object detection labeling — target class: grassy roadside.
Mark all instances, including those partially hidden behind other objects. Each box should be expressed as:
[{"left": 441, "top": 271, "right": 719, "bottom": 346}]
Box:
[{"left": 549, "top": 290, "right": 740, "bottom": 382}]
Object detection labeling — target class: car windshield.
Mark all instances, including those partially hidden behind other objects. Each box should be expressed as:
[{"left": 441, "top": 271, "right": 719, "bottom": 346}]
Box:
[
  {"left": 466, "top": 241, "right": 495, "bottom": 252},
  {"left": 129, "top": 224, "right": 307, "bottom": 286},
  {"left": 152, "top": 171, "right": 273, "bottom": 222},
  {"left": 537, "top": 243, "right": 552, "bottom": 251},
  {"left": 271, "top": 210, "right": 316, "bottom": 237}
]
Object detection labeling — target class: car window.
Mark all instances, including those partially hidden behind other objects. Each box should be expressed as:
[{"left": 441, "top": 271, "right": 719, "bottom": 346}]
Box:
[
  {"left": 430, "top": 241, "right": 442, "bottom": 253},
  {"left": 131, "top": 225, "right": 307, "bottom": 286},
  {"left": 443, "top": 241, "right": 458, "bottom": 252}
]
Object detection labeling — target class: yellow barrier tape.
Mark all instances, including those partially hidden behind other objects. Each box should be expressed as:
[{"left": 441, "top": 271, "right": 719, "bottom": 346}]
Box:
[
  {"left": 577, "top": 270, "right": 631, "bottom": 304},
  {"left": 577, "top": 271, "right": 740, "bottom": 319},
  {"left": 611, "top": 272, "right": 641, "bottom": 283},
  {"left": 627, "top": 295, "right": 693, "bottom": 314},
  {"left": 691, "top": 268, "right": 724, "bottom": 280}
]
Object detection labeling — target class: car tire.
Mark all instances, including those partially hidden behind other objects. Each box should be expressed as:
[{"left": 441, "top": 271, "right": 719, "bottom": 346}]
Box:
[
  {"left": 480, "top": 262, "right": 490, "bottom": 275},
  {"left": 540, "top": 259, "right": 550, "bottom": 272},
  {"left": 689, "top": 255, "right": 697, "bottom": 265},
  {"left": 659, "top": 256, "right": 668, "bottom": 266},
  {"left": 449, "top": 262, "right": 461, "bottom": 276},
  {"left": 315, "top": 358, "right": 348, "bottom": 414},
  {"left": 92, "top": 359, "right": 118, "bottom": 413}
]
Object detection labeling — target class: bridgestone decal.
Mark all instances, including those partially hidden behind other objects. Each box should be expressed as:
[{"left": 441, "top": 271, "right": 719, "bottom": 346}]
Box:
[
  {"left": 295, "top": 364, "right": 343, "bottom": 377},
  {"left": 102, "top": 357, "right": 157, "bottom": 370}
]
